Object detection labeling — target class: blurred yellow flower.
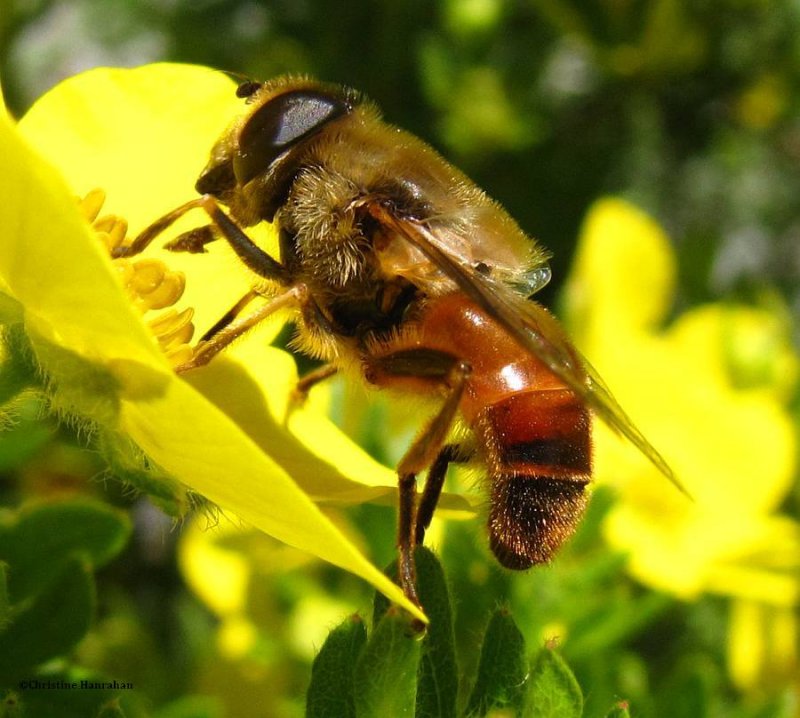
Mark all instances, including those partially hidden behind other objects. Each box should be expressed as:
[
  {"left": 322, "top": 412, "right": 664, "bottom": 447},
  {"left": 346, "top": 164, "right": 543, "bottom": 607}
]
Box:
[
  {"left": 0, "top": 63, "right": 438, "bottom": 620},
  {"left": 728, "top": 599, "right": 798, "bottom": 693},
  {"left": 561, "top": 198, "right": 799, "bottom": 687},
  {"left": 179, "top": 513, "right": 359, "bottom": 662}
]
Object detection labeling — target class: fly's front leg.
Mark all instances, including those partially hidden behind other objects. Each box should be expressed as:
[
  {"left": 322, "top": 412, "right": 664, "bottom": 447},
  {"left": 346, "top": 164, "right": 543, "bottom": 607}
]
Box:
[
  {"left": 115, "top": 195, "right": 292, "bottom": 285},
  {"left": 197, "top": 196, "right": 291, "bottom": 283},
  {"left": 366, "top": 349, "right": 471, "bottom": 607},
  {"left": 112, "top": 198, "right": 207, "bottom": 257},
  {"left": 114, "top": 195, "right": 303, "bottom": 373}
]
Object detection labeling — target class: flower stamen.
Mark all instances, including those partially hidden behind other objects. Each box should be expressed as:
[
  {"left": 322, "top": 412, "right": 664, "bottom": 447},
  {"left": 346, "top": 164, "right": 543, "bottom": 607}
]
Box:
[{"left": 79, "top": 189, "right": 196, "bottom": 368}]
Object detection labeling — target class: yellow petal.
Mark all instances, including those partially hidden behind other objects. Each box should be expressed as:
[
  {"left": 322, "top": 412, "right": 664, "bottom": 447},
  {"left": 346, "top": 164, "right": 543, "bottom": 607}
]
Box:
[
  {"left": 728, "top": 600, "right": 799, "bottom": 692},
  {"left": 183, "top": 339, "right": 476, "bottom": 512},
  {"left": 179, "top": 518, "right": 250, "bottom": 617},
  {"left": 566, "top": 199, "right": 799, "bottom": 608},
  {"left": 19, "top": 64, "right": 235, "bottom": 232},
  {"left": 120, "top": 376, "right": 423, "bottom": 620},
  {"left": 729, "top": 600, "right": 767, "bottom": 691},
  {"left": 564, "top": 197, "right": 676, "bottom": 337},
  {"left": 592, "top": 328, "right": 795, "bottom": 513},
  {"left": 0, "top": 95, "right": 163, "bottom": 378},
  {"left": 18, "top": 63, "right": 277, "bottom": 340},
  {"left": 183, "top": 342, "right": 398, "bottom": 503},
  {"left": 1, "top": 67, "right": 425, "bottom": 621}
]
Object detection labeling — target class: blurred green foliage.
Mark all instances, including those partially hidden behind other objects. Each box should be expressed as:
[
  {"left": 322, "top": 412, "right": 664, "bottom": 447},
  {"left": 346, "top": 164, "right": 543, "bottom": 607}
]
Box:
[
  {"left": 3, "top": 0, "right": 800, "bottom": 314},
  {"left": 1, "top": 1, "right": 799, "bottom": 716},
  {"left": 0, "top": 500, "right": 131, "bottom": 717},
  {"left": 309, "top": 549, "right": 594, "bottom": 718}
]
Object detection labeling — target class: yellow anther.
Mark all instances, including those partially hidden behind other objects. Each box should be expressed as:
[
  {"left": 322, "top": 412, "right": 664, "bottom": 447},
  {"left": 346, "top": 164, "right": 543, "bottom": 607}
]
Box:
[
  {"left": 164, "top": 344, "right": 194, "bottom": 368},
  {"left": 160, "top": 321, "right": 195, "bottom": 350},
  {"left": 93, "top": 215, "right": 129, "bottom": 251},
  {"left": 148, "top": 308, "right": 195, "bottom": 346},
  {"left": 78, "top": 188, "right": 106, "bottom": 223},
  {"left": 78, "top": 190, "right": 196, "bottom": 367},
  {"left": 139, "top": 271, "right": 186, "bottom": 310},
  {"left": 129, "top": 258, "right": 167, "bottom": 295}
]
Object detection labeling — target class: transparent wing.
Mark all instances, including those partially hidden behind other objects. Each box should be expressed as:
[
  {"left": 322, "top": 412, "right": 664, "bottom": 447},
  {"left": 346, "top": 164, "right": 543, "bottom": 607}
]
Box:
[{"left": 369, "top": 204, "right": 689, "bottom": 496}]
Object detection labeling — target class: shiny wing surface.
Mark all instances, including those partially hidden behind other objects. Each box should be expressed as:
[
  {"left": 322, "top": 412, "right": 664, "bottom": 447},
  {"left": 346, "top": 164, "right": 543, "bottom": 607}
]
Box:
[{"left": 369, "top": 204, "right": 688, "bottom": 495}]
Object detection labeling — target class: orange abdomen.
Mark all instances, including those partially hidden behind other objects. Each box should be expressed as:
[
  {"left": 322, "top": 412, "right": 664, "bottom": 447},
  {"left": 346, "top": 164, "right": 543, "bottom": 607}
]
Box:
[
  {"left": 368, "top": 292, "right": 593, "bottom": 569},
  {"left": 475, "top": 389, "right": 590, "bottom": 569}
]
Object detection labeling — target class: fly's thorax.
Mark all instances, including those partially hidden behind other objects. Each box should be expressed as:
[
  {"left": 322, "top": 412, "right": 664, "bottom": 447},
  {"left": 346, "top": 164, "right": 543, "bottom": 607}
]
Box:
[{"left": 279, "top": 165, "right": 369, "bottom": 290}]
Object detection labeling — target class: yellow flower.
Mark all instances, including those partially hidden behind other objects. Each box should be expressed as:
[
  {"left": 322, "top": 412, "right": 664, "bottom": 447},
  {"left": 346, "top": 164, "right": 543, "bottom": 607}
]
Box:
[
  {"left": 178, "top": 515, "right": 355, "bottom": 661},
  {"left": 562, "top": 198, "right": 799, "bottom": 687},
  {"left": 1, "top": 63, "right": 467, "bottom": 622},
  {"left": 728, "top": 599, "right": 798, "bottom": 693}
]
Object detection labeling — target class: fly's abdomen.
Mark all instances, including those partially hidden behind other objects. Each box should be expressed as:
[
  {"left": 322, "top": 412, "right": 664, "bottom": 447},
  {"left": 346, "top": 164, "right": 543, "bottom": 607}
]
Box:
[{"left": 475, "top": 389, "right": 592, "bottom": 569}]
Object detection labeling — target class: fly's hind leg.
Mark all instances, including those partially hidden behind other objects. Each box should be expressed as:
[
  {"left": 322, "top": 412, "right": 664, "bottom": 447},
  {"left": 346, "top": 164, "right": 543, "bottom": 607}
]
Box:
[
  {"left": 175, "top": 285, "right": 307, "bottom": 373},
  {"left": 414, "top": 443, "right": 470, "bottom": 545},
  {"left": 366, "top": 349, "right": 471, "bottom": 608},
  {"left": 289, "top": 364, "right": 340, "bottom": 409},
  {"left": 199, "top": 288, "right": 261, "bottom": 344}
]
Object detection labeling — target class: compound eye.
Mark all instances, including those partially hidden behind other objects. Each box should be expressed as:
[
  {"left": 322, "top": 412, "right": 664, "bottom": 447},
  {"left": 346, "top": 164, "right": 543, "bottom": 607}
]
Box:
[{"left": 235, "top": 89, "right": 349, "bottom": 184}]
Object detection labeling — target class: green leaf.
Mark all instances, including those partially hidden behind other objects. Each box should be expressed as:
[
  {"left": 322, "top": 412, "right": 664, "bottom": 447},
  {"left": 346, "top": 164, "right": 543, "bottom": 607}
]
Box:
[
  {"left": 466, "top": 608, "right": 527, "bottom": 716},
  {"left": 605, "top": 700, "right": 631, "bottom": 717},
  {"left": 412, "top": 548, "right": 458, "bottom": 718},
  {"left": 306, "top": 614, "right": 367, "bottom": 718},
  {"left": 371, "top": 548, "right": 458, "bottom": 717},
  {"left": 0, "top": 500, "right": 130, "bottom": 602},
  {"left": 354, "top": 607, "right": 421, "bottom": 718},
  {"left": 522, "top": 644, "right": 583, "bottom": 718},
  {"left": 0, "top": 555, "right": 94, "bottom": 679}
]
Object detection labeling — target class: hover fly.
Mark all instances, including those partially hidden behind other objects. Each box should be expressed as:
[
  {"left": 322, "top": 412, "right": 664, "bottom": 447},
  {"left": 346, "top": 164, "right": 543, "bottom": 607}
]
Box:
[{"left": 116, "top": 76, "right": 681, "bottom": 609}]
